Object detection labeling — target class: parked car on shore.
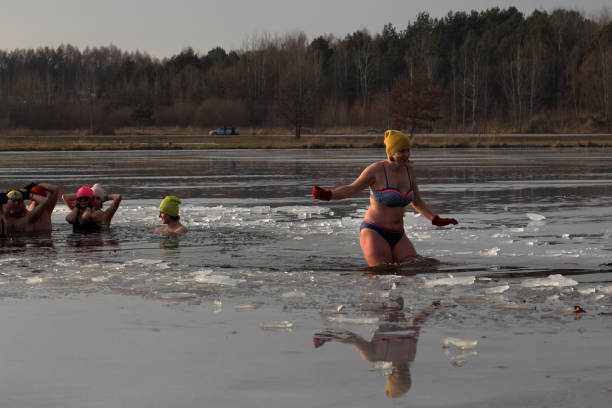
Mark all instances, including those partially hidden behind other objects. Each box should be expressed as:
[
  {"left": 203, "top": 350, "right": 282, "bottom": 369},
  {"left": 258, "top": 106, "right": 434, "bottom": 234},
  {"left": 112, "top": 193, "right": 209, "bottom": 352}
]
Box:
[{"left": 209, "top": 126, "right": 239, "bottom": 135}]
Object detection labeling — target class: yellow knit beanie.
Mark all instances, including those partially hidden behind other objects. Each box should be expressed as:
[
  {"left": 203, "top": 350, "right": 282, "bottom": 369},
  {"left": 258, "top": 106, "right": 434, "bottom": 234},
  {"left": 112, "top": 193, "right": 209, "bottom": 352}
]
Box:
[
  {"left": 385, "top": 373, "right": 412, "bottom": 398},
  {"left": 159, "top": 196, "right": 181, "bottom": 217},
  {"left": 384, "top": 130, "right": 411, "bottom": 159}
]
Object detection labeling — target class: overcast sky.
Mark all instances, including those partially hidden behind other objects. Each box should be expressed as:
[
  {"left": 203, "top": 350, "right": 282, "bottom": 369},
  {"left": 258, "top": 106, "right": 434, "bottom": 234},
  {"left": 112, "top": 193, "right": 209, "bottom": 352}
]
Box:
[{"left": 1, "top": 0, "right": 610, "bottom": 58}]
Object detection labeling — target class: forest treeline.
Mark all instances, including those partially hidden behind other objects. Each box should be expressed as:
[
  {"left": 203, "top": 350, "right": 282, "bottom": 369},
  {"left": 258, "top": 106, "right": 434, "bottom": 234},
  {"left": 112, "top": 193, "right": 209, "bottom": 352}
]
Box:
[{"left": 1, "top": 7, "right": 611, "bottom": 135}]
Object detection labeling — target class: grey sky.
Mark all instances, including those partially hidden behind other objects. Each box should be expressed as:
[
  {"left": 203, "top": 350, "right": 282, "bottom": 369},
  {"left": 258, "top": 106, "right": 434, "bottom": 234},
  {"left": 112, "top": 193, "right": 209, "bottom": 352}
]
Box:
[{"left": 1, "top": 0, "right": 610, "bottom": 58}]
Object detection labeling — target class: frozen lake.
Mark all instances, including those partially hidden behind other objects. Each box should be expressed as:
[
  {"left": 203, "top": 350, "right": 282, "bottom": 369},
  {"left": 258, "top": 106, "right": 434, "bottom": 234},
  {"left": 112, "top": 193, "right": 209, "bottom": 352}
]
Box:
[{"left": 1, "top": 148, "right": 611, "bottom": 407}]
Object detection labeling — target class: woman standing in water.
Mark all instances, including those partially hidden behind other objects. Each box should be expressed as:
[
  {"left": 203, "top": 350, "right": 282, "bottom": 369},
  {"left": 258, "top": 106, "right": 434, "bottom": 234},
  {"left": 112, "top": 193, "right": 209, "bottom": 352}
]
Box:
[{"left": 312, "top": 130, "right": 457, "bottom": 266}]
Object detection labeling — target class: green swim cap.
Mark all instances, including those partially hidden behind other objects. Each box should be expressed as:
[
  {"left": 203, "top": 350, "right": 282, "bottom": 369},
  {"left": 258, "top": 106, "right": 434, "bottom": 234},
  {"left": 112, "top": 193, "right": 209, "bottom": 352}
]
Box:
[{"left": 159, "top": 196, "right": 181, "bottom": 217}]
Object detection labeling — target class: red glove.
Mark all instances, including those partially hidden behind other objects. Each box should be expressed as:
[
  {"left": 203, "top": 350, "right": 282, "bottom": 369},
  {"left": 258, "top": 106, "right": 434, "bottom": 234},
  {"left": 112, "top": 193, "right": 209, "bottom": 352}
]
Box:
[
  {"left": 432, "top": 215, "right": 458, "bottom": 227},
  {"left": 313, "top": 334, "right": 332, "bottom": 348},
  {"left": 312, "top": 185, "right": 332, "bottom": 201}
]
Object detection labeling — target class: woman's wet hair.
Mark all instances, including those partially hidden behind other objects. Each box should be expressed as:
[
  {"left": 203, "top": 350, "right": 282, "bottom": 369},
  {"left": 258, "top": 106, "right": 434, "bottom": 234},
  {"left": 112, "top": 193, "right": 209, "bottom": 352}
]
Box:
[{"left": 168, "top": 214, "right": 180, "bottom": 221}]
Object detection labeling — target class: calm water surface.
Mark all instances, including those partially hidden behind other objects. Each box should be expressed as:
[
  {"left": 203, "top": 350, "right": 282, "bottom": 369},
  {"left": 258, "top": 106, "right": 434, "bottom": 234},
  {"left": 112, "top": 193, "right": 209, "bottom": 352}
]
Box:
[{"left": 1, "top": 148, "right": 611, "bottom": 407}]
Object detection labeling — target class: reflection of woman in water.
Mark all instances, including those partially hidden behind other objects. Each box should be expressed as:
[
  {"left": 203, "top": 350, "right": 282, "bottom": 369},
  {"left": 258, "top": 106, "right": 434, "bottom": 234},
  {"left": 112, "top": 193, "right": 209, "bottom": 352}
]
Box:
[
  {"left": 313, "top": 130, "right": 458, "bottom": 266},
  {"left": 314, "top": 304, "right": 431, "bottom": 399}
]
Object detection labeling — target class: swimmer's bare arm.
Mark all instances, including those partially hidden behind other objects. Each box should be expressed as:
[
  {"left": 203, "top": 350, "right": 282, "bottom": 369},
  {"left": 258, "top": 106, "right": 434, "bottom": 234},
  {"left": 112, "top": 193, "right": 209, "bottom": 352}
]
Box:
[
  {"left": 62, "top": 194, "right": 77, "bottom": 210},
  {"left": 339, "top": 332, "right": 377, "bottom": 363},
  {"left": 408, "top": 165, "right": 435, "bottom": 221},
  {"left": 38, "top": 183, "right": 59, "bottom": 210},
  {"left": 81, "top": 207, "right": 105, "bottom": 226},
  {"left": 26, "top": 194, "right": 49, "bottom": 223},
  {"left": 102, "top": 194, "right": 122, "bottom": 223},
  {"left": 66, "top": 207, "right": 79, "bottom": 224},
  {"left": 328, "top": 163, "right": 377, "bottom": 200}
]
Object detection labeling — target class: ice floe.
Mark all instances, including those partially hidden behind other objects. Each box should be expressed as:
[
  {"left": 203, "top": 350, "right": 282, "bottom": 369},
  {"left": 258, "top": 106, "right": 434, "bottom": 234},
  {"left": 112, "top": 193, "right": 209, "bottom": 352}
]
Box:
[
  {"left": 423, "top": 275, "right": 475, "bottom": 288},
  {"left": 483, "top": 284, "right": 510, "bottom": 295},
  {"left": 526, "top": 213, "right": 546, "bottom": 221},
  {"left": 326, "top": 315, "right": 380, "bottom": 325},
  {"left": 193, "top": 270, "right": 244, "bottom": 287},
  {"left": 260, "top": 321, "right": 293, "bottom": 330},
  {"left": 599, "top": 286, "right": 612, "bottom": 295},
  {"left": 279, "top": 290, "right": 307, "bottom": 299},
  {"left": 128, "top": 259, "right": 163, "bottom": 266},
  {"left": 442, "top": 337, "right": 478, "bottom": 350},
  {"left": 521, "top": 274, "right": 577, "bottom": 288},
  {"left": 234, "top": 304, "right": 260, "bottom": 312}
]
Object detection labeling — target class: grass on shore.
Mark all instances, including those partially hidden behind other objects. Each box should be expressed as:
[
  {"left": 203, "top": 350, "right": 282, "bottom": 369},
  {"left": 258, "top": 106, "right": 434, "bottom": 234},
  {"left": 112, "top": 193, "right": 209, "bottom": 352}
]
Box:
[{"left": 0, "top": 127, "right": 611, "bottom": 151}]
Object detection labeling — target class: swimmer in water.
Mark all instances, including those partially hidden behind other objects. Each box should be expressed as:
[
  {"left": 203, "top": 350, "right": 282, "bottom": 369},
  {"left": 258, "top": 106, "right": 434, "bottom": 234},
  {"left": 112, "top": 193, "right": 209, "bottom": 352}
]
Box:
[
  {"left": 1, "top": 185, "right": 54, "bottom": 235},
  {"left": 26, "top": 183, "right": 60, "bottom": 233},
  {"left": 312, "top": 130, "right": 458, "bottom": 266},
  {"left": 63, "top": 184, "right": 122, "bottom": 230},
  {"left": 155, "top": 196, "right": 187, "bottom": 235}
]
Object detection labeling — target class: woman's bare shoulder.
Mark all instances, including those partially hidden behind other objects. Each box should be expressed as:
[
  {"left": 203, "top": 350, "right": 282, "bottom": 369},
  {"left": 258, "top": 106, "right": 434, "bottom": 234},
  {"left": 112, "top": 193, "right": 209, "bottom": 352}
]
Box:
[{"left": 365, "top": 160, "right": 387, "bottom": 172}]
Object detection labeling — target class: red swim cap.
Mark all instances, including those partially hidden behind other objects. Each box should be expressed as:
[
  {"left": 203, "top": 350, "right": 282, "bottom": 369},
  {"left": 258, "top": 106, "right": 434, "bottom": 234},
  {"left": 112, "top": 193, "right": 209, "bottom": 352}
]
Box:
[{"left": 30, "top": 185, "right": 47, "bottom": 197}]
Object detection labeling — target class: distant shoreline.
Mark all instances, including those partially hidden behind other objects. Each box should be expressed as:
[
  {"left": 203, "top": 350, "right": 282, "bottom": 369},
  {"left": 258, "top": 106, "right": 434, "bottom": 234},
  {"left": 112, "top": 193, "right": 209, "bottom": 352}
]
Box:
[{"left": 1, "top": 128, "right": 610, "bottom": 151}]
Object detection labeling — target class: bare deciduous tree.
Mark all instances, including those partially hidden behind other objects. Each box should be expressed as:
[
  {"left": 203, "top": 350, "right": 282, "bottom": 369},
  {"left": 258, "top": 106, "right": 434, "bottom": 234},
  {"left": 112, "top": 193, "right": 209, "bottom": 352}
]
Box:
[
  {"left": 276, "top": 33, "right": 321, "bottom": 138},
  {"left": 390, "top": 76, "right": 441, "bottom": 137}
]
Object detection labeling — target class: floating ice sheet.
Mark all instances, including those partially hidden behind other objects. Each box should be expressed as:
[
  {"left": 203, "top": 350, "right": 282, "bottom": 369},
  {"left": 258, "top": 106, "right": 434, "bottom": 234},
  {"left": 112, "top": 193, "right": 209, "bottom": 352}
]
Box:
[
  {"left": 481, "top": 247, "right": 500, "bottom": 257},
  {"left": 279, "top": 290, "right": 307, "bottom": 299},
  {"left": 599, "top": 286, "right": 612, "bottom": 295},
  {"left": 373, "top": 361, "right": 393, "bottom": 375},
  {"left": 326, "top": 316, "right": 379, "bottom": 325},
  {"left": 443, "top": 348, "right": 478, "bottom": 367},
  {"left": 235, "top": 304, "right": 260, "bottom": 312},
  {"left": 193, "top": 270, "right": 243, "bottom": 287},
  {"left": 483, "top": 284, "right": 510, "bottom": 294},
  {"left": 521, "top": 274, "right": 577, "bottom": 288},
  {"left": 442, "top": 337, "right": 478, "bottom": 350},
  {"left": 526, "top": 213, "right": 546, "bottom": 221},
  {"left": 128, "top": 259, "right": 163, "bottom": 266},
  {"left": 423, "top": 275, "right": 475, "bottom": 288},
  {"left": 260, "top": 321, "right": 293, "bottom": 330},
  {"left": 157, "top": 292, "right": 198, "bottom": 300}
]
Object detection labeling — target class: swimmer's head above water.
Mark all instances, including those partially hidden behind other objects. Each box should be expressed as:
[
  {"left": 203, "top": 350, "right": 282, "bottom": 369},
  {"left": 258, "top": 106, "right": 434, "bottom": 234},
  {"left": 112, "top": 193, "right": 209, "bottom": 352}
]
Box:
[
  {"left": 91, "top": 183, "right": 105, "bottom": 209},
  {"left": 76, "top": 186, "right": 95, "bottom": 209},
  {"left": 4, "top": 189, "right": 27, "bottom": 216},
  {"left": 384, "top": 130, "right": 411, "bottom": 161},
  {"left": 156, "top": 196, "right": 187, "bottom": 235},
  {"left": 158, "top": 195, "right": 181, "bottom": 221}
]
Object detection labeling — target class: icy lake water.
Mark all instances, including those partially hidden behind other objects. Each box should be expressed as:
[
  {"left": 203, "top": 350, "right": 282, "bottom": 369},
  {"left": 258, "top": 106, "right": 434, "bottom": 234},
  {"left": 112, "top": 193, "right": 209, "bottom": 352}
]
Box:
[{"left": 1, "top": 148, "right": 612, "bottom": 407}]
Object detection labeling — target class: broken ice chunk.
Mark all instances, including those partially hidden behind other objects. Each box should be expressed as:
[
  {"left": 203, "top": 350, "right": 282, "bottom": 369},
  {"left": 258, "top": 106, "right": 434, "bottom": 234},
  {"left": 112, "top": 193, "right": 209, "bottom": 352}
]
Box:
[
  {"left": 424, "top": 275, "right": 475, "bottom": 288},
  {"left": 483, "top": 284, "right": 509, "bottom": 295},
  {"left": 260, "top": 321, "right": 293, "bottom": 330},
  {"left": 442, "top": 337, "right": 478, "bottom": 350},
  {"left": 521, "top": 274, "right": 577, "bottom": 288},
  {"left": 526, "top": 213, "right": 546, "bottom": 221}
]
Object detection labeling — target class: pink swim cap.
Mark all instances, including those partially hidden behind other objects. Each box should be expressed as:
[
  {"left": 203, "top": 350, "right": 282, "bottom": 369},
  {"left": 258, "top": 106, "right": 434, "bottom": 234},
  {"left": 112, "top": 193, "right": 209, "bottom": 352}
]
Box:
[{"left": 76, "top": 186, "right": 94, "bottom": 198}]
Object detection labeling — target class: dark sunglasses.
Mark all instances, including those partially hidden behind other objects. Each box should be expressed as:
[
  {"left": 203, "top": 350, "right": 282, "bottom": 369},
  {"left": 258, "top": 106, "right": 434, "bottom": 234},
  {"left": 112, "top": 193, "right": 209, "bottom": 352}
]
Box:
[{"left": 77, "top": 197, "right": 91, "bottom": 202}]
